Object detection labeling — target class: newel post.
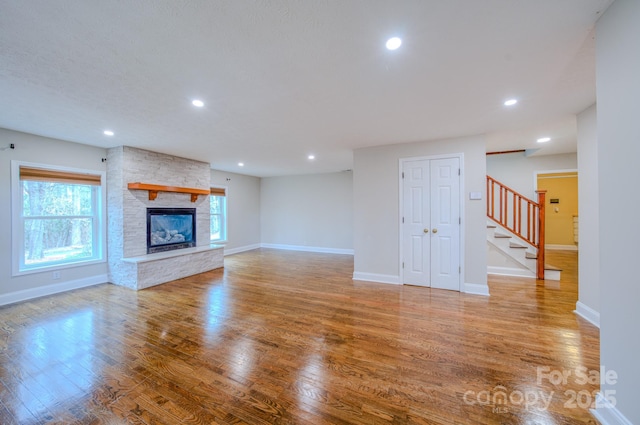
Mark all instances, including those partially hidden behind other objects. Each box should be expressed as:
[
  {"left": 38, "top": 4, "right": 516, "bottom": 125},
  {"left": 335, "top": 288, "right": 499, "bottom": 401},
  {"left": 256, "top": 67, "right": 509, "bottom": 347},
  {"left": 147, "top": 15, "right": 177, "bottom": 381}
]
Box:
[{"left": 536, "top": 190, "right": 547, "bottom": 280}]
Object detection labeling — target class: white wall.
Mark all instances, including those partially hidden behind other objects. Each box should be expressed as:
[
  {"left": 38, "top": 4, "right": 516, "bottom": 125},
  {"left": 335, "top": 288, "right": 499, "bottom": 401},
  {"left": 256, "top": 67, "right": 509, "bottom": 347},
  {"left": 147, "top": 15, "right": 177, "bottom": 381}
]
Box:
[
  {"left": 260, "top": 171, "right": 353, "bottom": 252},
  {"left": 0, "top": 128, "right": 108, "bottom": 304},
  {"left": 486, "top": 152, "right": 577, "bottom": 200},
  {"left": 211, "top": 169, "right": 261, "bottom": 254},
  {"left": 576, "top": 104, "right": 599, "bottom": 326},
  {"left": 488, "top": 243, "right": 530, "bottom": 273},
  {"left": 353, "top": 135, "right": 487, "bottom": 293},
  {"left": 595, "top": 1, "right": 640, "bottom": 423}
]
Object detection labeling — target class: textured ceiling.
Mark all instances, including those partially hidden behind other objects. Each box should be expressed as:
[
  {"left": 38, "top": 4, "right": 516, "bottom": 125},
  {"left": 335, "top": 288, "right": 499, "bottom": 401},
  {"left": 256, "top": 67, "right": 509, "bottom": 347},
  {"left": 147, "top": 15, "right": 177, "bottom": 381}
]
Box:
[{"left": 0, "top": 0, "right": 612, "bottom": 176}]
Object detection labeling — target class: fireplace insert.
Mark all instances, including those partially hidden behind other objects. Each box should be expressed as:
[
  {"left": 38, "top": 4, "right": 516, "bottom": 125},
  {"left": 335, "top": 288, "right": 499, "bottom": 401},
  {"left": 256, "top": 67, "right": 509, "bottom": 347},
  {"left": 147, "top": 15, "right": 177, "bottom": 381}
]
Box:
[{"left": 146, "top": 208, "right": 196, "bottom": 254}]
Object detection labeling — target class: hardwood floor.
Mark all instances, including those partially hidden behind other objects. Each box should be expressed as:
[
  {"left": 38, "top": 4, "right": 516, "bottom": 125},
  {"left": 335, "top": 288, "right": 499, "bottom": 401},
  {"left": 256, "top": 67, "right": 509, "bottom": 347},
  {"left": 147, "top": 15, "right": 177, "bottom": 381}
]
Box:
[{"left": 0, "top": 249, "right": 599, "bottom": 424}]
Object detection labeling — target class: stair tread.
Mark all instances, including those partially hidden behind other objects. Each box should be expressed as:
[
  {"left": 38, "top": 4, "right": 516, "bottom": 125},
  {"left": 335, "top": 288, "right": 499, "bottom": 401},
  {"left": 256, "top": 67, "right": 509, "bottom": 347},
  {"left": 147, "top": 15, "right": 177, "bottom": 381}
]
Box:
[{"left": 487, "top": 215, "right": 562, "bottom": 279}]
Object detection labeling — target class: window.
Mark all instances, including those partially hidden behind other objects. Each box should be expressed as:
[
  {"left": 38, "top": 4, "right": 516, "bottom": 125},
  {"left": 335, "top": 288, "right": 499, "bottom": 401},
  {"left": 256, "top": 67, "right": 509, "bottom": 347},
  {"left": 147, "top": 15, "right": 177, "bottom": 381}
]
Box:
[
  {"left": 11, "top": 162, "right": 105, "bottom": 274},
  {"left": 210, "top": 187, "right": 227, "bottom": 242}
]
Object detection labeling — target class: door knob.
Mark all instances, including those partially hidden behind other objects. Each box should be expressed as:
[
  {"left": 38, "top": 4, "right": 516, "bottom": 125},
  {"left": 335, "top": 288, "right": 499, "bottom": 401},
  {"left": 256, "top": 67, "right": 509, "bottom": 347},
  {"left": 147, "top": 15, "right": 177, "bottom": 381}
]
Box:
[
  {"left": 432, "top": 228, "right": 438, "bottom": 233},
  {"left": 423, "top": 228, "right": 429, "bottom": 233}
]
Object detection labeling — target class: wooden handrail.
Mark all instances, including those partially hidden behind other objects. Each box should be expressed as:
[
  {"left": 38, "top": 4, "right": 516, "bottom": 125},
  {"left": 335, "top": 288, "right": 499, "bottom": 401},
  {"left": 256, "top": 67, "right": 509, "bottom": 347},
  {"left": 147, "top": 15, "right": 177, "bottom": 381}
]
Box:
[{"left": 486, "top": 176, "right": 547, "bottom": 279}]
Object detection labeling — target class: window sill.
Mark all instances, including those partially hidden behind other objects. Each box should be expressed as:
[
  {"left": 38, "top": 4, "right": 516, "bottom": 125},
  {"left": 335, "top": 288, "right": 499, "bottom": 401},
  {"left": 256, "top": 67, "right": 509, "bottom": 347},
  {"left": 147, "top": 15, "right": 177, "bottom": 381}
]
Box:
[{"left": 13, "top": 258, "right": 106, "bottom": 277}]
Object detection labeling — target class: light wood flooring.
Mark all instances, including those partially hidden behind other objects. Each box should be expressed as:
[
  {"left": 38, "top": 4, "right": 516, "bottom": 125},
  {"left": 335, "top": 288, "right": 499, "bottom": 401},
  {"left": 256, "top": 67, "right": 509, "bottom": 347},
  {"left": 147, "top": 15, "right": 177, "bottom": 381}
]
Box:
[{"left": 0, "top": 249, "right": 599, "bottom": 424}]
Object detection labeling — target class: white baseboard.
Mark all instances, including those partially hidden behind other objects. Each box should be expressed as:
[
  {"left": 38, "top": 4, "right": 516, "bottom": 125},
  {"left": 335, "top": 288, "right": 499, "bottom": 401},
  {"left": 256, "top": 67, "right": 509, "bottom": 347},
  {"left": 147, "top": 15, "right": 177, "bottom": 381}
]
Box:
[
  {"left": 0, "top": 274, "right": 108, "bottom": 306},
  {"left": 353, "top": 274, "right": 489, "bottom": 294},
  {"left": 546, "top": 244, "right": 579, "bottom": 251},
  {"left": 487, "top": 266, "right": 535, "bottom": 278},
  {"left": 463, "top": 283, "right": 490, "bottom": 296},
  {"left": 591, "top": 392, "right": 633, "bottom": 425},
  {"left": 574, "top": 301, "right": 600, "bottom": 328},
  {"left": 223, "top": 243, "right": 261, "bottom": 256},
  {"left": 352, "top": 272, "right": 401, "bottom": 285},
  {"left": 261, "top": 243, "right": 354, "bottom": 255}
]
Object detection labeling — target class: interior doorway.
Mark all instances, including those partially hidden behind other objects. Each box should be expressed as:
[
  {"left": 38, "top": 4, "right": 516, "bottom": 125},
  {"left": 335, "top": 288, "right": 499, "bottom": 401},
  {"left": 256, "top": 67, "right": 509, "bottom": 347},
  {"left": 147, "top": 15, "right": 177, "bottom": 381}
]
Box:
[{"left": 535, "top": 170, "right": 579, "bottom": 251}]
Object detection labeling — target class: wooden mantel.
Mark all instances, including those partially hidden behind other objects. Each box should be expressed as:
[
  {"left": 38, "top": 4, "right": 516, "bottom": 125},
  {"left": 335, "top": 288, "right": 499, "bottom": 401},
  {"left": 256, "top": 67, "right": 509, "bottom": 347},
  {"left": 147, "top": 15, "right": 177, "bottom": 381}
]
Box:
[{"left": 127, "top": 183, "right": 209, "bottom": 202}]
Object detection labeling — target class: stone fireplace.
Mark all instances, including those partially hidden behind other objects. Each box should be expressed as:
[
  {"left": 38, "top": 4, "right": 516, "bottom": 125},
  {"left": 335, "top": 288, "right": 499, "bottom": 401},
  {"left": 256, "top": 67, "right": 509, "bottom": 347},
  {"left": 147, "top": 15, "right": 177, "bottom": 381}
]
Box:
[{"left": 106, "top": 146, "right": 223, "bottom": 290}]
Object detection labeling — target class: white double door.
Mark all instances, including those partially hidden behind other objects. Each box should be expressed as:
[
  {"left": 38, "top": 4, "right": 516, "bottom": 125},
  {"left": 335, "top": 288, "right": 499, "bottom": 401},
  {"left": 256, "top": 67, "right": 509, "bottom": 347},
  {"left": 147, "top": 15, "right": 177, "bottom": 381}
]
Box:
[{"left": 402, "top": 157, "right": 460, "bottom": 290}]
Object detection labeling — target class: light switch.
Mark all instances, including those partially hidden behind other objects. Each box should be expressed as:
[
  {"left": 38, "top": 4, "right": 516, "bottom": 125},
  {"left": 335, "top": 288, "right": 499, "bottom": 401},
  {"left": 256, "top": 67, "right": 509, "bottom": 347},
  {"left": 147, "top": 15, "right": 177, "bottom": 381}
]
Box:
[{"left": 469, "top": 191, "right": 482, "bottom": 200}]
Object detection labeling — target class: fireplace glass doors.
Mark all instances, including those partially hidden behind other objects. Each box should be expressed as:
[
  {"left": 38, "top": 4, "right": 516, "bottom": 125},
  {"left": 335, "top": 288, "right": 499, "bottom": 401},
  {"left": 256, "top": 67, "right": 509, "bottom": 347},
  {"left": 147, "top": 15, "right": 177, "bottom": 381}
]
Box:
[{"left": 146, "top": 208, "right": 196, "bottom": 254}]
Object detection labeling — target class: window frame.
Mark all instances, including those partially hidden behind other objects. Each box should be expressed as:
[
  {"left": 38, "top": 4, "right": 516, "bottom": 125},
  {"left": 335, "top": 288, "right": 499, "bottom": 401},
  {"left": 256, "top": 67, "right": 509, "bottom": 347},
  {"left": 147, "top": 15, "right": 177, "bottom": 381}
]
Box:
[
  {"left": 209, "top": 186, "right": 227, "bottom": 243},
  {"left": 11, "top": 160, "right": 107, "bottom": 276}
]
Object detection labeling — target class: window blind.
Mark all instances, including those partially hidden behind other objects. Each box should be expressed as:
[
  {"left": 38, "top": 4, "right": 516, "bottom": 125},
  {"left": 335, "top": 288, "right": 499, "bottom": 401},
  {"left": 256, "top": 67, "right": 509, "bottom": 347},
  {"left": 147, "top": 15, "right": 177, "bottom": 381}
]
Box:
[
  {"left": 20, "top": 166, "right": 102, "bottom": 185},
  {"left": 210, "top": 187, "right": 226, "bottom": 196}
]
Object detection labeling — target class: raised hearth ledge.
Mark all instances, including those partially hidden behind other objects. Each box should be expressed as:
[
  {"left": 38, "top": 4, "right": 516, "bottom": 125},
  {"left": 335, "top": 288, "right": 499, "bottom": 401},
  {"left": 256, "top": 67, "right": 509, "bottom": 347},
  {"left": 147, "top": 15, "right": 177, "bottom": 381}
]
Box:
[
  {"left": 114, "top": 244, "right": 224, "bottom": 290},
  {"left": 122, "top": 244, "right": 224, "bottom": 263}
]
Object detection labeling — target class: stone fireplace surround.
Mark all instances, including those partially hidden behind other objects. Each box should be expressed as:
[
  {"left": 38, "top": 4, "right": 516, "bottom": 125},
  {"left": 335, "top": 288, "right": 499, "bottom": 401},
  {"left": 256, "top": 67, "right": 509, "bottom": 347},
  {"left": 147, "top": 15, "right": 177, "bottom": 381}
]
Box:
[{"left": 106, "top": 146, "right": 223, "bottom": 290}]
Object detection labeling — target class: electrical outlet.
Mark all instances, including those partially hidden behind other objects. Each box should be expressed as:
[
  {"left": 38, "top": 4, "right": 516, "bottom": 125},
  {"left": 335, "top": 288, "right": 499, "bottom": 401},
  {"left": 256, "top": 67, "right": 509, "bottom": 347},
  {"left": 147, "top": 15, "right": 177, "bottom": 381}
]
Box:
[{"left": 52, "top": 271, "right": 61, "bottom": 280}]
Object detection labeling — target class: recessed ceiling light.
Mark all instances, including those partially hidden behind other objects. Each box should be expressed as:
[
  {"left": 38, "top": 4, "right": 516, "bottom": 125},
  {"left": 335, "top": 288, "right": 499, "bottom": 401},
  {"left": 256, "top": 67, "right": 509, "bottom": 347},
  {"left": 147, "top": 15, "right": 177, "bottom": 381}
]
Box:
[
  {"left": 386, "top": 37, "right": 402, "bottom": 50},
  {"left": 192, "top": 99, "right": 204, "bottom": 107},
  {"left": 103, "top": 130, "right": 114, "bottom": 136},
  {"left": 504, "top": 99, "right": 518, "bottom": 106},
  {"left": 238, "top": 162, "right": 244, "bottom": 167},
  {"left": 537, "top": 137, "right": 551, "bottom": 143},
  {"left": 308, "top": 154, "right": 315, "bottom": 160}
]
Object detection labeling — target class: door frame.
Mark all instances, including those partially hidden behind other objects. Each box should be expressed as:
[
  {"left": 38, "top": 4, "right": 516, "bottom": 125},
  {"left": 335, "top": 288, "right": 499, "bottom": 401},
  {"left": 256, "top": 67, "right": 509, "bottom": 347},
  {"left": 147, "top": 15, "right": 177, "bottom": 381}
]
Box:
[
  {"left": 398, "top": 153, "right": 465, "bottom": 290},
  {"left": 533, "top": 168, "right": 578, "bottom": 192}
]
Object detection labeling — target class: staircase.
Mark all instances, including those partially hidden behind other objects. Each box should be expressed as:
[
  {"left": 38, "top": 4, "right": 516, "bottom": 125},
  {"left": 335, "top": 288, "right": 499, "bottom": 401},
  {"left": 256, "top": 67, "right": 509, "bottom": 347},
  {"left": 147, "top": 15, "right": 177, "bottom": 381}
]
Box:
[
  {"left": 486, "top": 176, "right": 561, "bottom": 281},
  {"left": 487, "top": 220, "right": 561, "bottom": 280}
]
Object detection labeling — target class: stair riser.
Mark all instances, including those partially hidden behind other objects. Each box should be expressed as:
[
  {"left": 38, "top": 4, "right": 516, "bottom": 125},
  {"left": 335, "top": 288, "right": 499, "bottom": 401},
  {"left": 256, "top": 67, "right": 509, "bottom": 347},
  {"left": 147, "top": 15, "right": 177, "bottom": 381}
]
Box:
[
  {"left": 487, "top": 219, "right": 561, "bottom": 280},
  {"left": 489, "top": 237, "right": 534, "bottom": 266},
  {"left": 488, "top": 238, "right": 537, "bottom": 272},
  {"left": 487, "top": 220, "right": 538, "bottom": 272}
]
